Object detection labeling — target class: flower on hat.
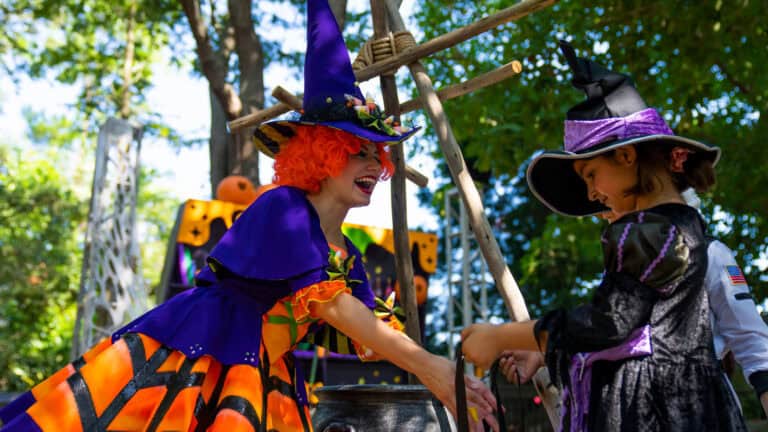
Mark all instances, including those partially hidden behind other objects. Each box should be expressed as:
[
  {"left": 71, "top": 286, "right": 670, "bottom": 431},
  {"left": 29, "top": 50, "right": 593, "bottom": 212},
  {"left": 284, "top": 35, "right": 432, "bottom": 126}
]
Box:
[{"left": 342, "top": 93, "right": 411, "bottom": 137}]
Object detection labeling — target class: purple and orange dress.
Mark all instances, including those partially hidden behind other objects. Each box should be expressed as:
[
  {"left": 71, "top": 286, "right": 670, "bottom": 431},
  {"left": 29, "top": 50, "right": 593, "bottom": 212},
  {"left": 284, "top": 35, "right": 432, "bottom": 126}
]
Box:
[{"left": 0, "top": 185, "right": 390, "bottom": 432}]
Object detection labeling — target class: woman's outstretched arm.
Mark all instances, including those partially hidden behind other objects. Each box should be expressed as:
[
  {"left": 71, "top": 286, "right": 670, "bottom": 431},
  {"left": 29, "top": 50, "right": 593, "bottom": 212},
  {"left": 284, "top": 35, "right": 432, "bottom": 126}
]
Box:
[{"left": 311, "top": 292, "right": 499, "bottom": 432}]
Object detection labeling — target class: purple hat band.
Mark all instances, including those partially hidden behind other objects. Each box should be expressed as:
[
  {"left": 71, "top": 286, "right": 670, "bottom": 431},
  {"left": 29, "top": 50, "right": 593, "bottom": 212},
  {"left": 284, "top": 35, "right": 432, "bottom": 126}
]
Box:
[{"left": 564, "top": 108, "right": 674, "bottom": 153}]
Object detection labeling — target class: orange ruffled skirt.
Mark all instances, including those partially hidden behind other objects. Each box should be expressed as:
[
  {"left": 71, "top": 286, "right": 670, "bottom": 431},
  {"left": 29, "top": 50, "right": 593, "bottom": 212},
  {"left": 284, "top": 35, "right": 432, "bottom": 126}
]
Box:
[{"left": 0, "top": 332, "right": 312, "bottom": 431}]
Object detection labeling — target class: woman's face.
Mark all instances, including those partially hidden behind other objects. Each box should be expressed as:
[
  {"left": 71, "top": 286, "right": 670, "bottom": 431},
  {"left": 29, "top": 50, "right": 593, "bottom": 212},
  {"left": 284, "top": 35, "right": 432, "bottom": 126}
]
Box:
[
  {"left": 573, "top": 147, "right": 638, "bottom": 215},
  {"left": 322, "top": 141, "right": 383, "bottom": 208}
]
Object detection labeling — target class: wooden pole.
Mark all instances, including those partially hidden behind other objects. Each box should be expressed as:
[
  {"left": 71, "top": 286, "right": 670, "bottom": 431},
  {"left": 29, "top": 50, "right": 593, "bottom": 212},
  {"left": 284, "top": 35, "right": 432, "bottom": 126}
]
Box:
[
  {"left": 399, "top": 60, "right": 523, "bottom": 114},
  {"left": 244, "top": 60, "right": 523, "bottom": 126},
  {"left": 384, "top": 1, "right": 561, "bottom": 426},
  {"left": 371, "top": 0, "right": 421, "bottom": 353},
  {"left": 227, "top": 102, "right": 291, "bottom": 133},
  {"left": 384, "top": 0, "right": 528, "bottom": 322},
  {"left": 270, "top": 86, "right": 429, "bottom": 188}
]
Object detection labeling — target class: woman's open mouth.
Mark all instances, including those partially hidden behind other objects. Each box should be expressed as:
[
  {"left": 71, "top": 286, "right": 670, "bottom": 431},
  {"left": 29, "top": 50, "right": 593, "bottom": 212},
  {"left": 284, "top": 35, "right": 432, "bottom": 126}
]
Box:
[{"left": 354, "top": 176, "right": 377, "bottom": 195}]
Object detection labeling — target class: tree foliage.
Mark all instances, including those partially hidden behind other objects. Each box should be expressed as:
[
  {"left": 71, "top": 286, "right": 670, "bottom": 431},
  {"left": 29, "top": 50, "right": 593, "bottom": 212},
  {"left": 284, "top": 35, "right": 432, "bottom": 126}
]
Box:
[
  {"left": 413, "top": 0, "right": 767, "bottom": 418},
  {"left": 413, "top": 0, "right": 767, "bottom": 311},
  {"left": 0, "top": 146, "right": 86, "bottom": 391},
  {"left": 1, "top": 0, "right": 184, "bottom": 140}
]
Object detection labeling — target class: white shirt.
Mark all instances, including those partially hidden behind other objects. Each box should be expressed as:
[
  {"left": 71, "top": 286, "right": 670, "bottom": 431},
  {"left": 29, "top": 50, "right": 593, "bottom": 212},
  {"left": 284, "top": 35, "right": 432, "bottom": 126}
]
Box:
[{"left": 707, "top": 239, "right": 768, "bottom": 384}]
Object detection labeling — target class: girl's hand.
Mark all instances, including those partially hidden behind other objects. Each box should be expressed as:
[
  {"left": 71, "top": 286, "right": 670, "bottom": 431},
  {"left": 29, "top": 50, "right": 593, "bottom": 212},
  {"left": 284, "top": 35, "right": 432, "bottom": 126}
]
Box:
[
  {"left": 499, "top": 350, "right": 545, "bottom": 384},
  {"left": 461, "top": 323, "right": 503, "bottom": 369},
  {"left": 418, "top": 355, "right": 499, "bottom": 432}
]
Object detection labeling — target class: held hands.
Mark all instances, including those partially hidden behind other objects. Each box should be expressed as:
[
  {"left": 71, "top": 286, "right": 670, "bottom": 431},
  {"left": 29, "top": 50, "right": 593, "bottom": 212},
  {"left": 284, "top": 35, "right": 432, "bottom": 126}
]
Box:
[
  {"left": 418, "top": 355, "right": 499, "bottom": 432},
  {"left": 461, "top": 323, "right": 505, "bottom": 370},
  {"left": 498, "top": 350, "right": 545, "bottom": 384}
]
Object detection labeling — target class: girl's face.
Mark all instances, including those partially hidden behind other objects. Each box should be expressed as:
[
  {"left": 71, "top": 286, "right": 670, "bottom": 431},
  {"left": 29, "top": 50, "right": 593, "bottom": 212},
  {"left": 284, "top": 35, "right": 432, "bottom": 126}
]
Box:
[
  {"left": 323, "top": 141, "right": 383, "bottom": 208},
  {"left": 573, "top": 148, "right": 638, "bottom": 215}
]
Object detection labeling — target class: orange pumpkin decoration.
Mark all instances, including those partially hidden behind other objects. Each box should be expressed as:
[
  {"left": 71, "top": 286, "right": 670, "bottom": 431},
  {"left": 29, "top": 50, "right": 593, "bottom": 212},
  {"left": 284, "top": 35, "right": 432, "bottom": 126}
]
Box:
[
  {"left": 394, "top": 275, "right": 428, "bottom": 305},
  {"left": 215, "top": 175, "right": 258, "bottom": 205}
]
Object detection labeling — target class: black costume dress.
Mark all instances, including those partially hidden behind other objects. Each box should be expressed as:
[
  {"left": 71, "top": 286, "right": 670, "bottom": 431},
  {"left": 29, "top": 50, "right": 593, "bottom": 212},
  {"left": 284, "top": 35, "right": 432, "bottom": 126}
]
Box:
[{"left": 536, "top": 204, "right": 747, "bottom": 431}]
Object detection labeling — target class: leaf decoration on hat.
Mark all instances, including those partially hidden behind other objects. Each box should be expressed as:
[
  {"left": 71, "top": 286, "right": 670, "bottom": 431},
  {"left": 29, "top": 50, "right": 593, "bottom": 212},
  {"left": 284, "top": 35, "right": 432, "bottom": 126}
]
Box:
[{"left": 299, "top": 93, "right": 412, "bottom": 137}]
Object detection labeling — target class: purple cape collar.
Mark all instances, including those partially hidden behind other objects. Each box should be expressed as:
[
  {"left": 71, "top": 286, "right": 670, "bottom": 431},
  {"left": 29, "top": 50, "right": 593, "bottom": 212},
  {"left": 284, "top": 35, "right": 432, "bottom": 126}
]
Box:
[{"left": 564, "top": 108, "right": 674, "bottom": 153}]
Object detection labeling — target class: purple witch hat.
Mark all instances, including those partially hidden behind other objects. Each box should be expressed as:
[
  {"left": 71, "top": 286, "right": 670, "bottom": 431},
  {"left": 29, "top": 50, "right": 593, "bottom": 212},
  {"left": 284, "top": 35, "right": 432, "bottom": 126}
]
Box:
[
  {"left": 526, "top": 40, "right": 720, "bottom": 216},
  {"left": 253, "top": 0, "right": 419, "bottom": 157}
]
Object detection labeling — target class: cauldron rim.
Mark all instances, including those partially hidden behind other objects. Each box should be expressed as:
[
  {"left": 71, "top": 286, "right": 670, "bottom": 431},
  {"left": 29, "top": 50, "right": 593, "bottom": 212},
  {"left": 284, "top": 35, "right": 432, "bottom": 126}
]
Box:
[{"left": 314, "top": 384, "right": 435, "bottom": 402}]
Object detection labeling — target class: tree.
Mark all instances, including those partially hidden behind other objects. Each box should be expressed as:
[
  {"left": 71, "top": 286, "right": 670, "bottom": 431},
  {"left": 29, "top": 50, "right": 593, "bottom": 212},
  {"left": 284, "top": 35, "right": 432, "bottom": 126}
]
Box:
[
  {"left": 0, "top": 146, "right": 85, "bottom": 391},
  {"left": 412, "top": 0, "right": 767, "bottom": 313},
  {"left": 177, "top": 0, "right": 355, "bottom": 194}
]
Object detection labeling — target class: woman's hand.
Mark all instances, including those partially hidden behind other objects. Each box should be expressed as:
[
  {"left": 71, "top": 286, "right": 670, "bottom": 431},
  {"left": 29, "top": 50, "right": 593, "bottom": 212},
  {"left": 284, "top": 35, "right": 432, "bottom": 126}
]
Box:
[
  {"left": 417, "top": 354, "right": 499, "bottom": 432},
  {"left": 498, "top": 350, "right": 544, "bottom": 384},
  {"left": 310, "top": 294, "right": 499, "bottom": 430},
  {"left": 357, "top": 347, "right": 384, "bottom": 362},
  {"left": 461, "top": 323, "right": 504, "bottom": 369}
]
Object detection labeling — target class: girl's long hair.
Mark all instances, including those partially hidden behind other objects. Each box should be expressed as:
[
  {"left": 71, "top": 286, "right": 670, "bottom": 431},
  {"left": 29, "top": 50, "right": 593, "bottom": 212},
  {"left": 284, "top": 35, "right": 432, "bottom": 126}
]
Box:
[{"left": 627, "top": 140, "right": 716, "bottom": 196}]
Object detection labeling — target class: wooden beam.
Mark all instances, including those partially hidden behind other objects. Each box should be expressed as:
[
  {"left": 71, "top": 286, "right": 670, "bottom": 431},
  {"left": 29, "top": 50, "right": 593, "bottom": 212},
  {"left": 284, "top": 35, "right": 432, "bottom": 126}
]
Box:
[
  {"left": 404, "top": 164, "right": 429, "bottom": 188},
  {"left": 371, "top": 0, "right": 421, "bottom": 351},
  {"left": 356, "top": 0, "right": 554, "bottom": 82},
  {"left": 240, "top": 57, "right": 522, "bottom": 132},
  {"left": 399, "top": 60, "right": 522, "bottom": 114},
  {"left": 227, "top": 102, "right": 291, "bottom": 133},
  {"left": 271, "top": 86, "right": 303, "bottom": 110},
  {"left": 227, "top": 0, "right": 553, "bottom": 133}
]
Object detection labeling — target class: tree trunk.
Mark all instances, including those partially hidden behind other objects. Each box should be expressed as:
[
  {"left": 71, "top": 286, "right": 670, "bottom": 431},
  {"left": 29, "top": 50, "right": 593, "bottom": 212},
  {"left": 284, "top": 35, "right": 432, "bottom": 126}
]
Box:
[
  {"left": 209, "top": 88, "right": 231, "bottom": 196},
  {"left": 181, "top": 0, "right": 264, "bottom": 194}
]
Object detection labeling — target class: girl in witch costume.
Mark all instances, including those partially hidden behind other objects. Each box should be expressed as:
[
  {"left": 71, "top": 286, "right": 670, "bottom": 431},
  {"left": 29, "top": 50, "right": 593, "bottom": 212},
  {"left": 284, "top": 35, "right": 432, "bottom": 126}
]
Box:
[
  {"left": 461, "top": 41, "right": 747, "bottom": 431},
  {"left": 0, "top": 1, "right": 499, "bottom": 431}
]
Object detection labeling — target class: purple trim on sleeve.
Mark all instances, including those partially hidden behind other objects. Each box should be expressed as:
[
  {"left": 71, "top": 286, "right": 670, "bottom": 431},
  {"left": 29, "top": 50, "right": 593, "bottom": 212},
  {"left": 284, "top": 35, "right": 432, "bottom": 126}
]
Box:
[
  {"left": 559, "top": 325, "right": 653, "bottom": 432},
  {"left": 637, "top": 211, "right": 645, "bottom": 224},
  {"left": 640, "top": 225, "right": 677, "bottom": 283},
  {"left": 564, "top": 108, "right": 674, "bottom": 153},
  {"left": 616, "top": 223, "right": 634, "bottom": 272}
]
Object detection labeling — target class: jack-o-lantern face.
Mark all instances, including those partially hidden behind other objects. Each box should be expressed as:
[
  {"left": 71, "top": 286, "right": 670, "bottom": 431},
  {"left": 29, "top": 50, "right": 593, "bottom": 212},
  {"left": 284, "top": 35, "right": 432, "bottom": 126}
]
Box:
[
  {"left": 215, "top": 175, "right": 258, "bottom": 205},
  {"left": 394, "top": 274, "right": 428, "bottom": 305}
]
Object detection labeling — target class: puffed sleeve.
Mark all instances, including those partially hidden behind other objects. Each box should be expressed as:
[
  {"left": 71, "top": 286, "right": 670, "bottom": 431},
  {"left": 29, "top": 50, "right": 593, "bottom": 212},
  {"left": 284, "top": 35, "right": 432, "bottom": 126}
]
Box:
[
  {"left": 602, "top": 211, "right": 689, "bottom": 296},
  {"left": 535, "top": 210, "right": 688, "bottom": 385}
]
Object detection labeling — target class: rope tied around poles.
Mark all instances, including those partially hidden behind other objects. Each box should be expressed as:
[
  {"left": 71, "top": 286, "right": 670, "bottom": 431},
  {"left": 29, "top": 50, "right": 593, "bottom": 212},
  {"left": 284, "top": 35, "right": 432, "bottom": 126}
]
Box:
[{"left": 352, "top": 31, "right": 417, "bottom": 73}]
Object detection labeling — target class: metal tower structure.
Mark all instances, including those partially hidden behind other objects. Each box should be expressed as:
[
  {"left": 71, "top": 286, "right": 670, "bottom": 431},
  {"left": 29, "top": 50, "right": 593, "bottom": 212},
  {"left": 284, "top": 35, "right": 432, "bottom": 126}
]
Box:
[
  {"left": 72, "top": 118, "right": 147, "bottom": 358},
  {"left": 444, "top": 187, "right": 491, "bottom": 360}
]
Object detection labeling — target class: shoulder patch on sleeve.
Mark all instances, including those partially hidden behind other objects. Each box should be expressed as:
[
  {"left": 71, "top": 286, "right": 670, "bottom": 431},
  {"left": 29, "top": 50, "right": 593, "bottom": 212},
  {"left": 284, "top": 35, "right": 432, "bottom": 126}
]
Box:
[{"left": 725, "top": 265, "right": 747, "bottom": 285}]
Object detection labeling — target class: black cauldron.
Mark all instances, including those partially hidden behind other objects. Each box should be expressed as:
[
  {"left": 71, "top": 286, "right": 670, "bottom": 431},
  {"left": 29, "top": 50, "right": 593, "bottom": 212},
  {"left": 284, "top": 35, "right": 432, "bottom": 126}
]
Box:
[{"left": 312, "top": 384, "right": 454, "bottom": 432}]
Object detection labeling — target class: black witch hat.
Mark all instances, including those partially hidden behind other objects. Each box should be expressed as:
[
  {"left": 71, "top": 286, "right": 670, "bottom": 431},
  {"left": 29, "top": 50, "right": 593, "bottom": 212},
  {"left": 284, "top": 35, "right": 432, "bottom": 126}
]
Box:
[{"left": 525, "top": 40, "right": 720, "bottom": 216}]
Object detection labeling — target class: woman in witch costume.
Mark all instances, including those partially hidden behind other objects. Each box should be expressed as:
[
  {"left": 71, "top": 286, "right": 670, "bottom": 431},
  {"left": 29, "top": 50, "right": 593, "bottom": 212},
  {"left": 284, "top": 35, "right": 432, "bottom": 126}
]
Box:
[
  {"left": 0, "top": 1, "right": 499, "bottom": 431},
  {"left": 461, "top": 41, "right": 747, "bottom": 431}
]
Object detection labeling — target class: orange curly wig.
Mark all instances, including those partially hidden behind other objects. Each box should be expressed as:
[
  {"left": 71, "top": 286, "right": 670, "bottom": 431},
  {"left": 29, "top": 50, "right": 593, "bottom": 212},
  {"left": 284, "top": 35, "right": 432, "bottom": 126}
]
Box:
[{"left": 273, "top": 125, "right": 395, "bottom": 193}]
